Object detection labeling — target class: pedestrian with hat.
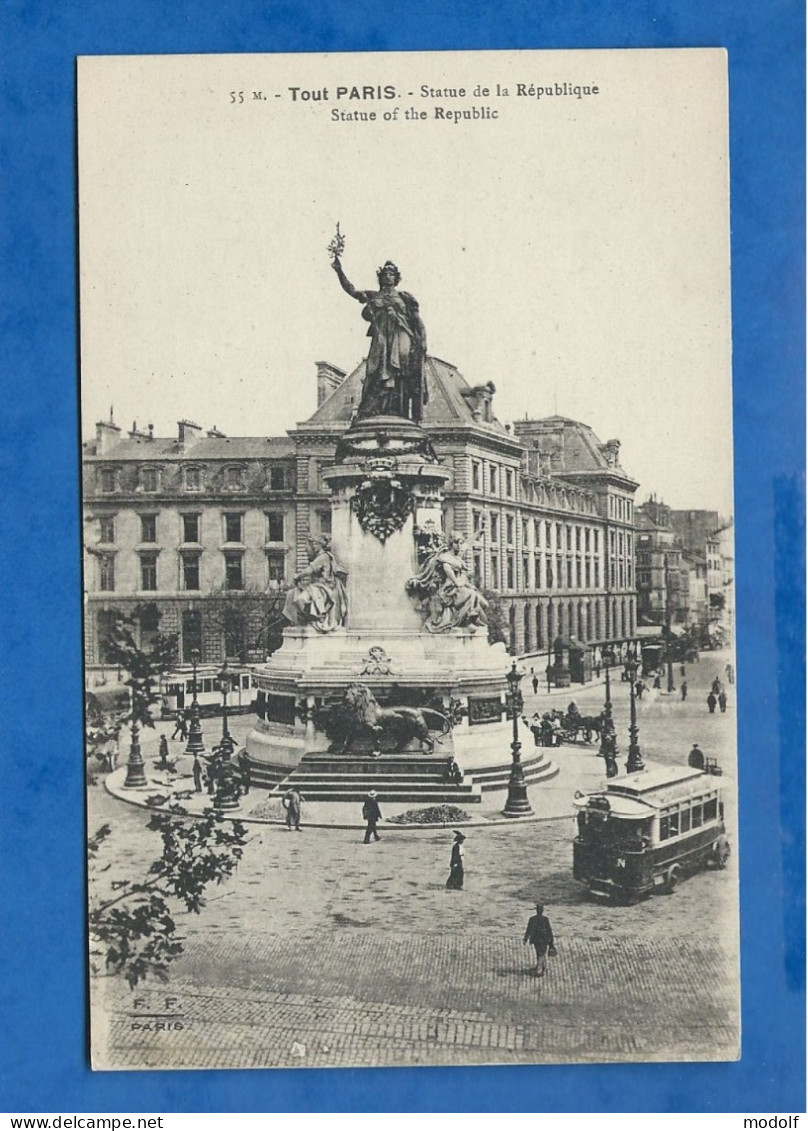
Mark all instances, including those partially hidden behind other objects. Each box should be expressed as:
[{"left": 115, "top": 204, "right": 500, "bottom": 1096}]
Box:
[
  {"left": 362, "top": 790, "right": 382, "bottom": 843},
  {"left": 523, "top": 903, "right": 556, "bottom": 977},
  {"left": 688, "top": 742, "right": 705, "bottom": 770},
  {"left": 446, "top": 830, "right": 466, "bottom": 890},
  {"left": 283, "top": 786, "right": 305, "bottom": 831}
]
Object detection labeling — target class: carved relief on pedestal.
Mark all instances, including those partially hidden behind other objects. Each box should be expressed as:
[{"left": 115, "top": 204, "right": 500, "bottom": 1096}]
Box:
[
  {"left": 358, "top": 645, "right": 394, "bottom": 676},
  {"left": 349, "top": 459, "right": 413, "bottom": 542}
]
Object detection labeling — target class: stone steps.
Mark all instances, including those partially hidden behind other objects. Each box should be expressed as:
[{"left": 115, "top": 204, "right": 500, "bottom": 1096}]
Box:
[
  {"left": 470, "top": 753, "right": 560, "bottom": 792},
  {"left": 243, "top": 749, "right": 558, "bottom": 804}
]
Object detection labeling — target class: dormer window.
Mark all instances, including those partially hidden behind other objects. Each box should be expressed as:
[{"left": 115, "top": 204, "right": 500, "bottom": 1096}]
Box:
[
  {"left": 224, "top": 465, "right": 246, "bottom": 491},
  {"left": 183, "top": 465, "right": 203, "bottom": 492}
]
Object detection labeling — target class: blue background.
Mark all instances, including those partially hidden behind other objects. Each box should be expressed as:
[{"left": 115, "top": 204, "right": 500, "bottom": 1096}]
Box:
[{"left": 0, "top": 0, "right": 804, "bottom": 1114}]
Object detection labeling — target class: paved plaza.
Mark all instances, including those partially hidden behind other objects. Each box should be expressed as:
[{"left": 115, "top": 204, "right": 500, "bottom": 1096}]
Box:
[{"left": 90, "top": 652, "right": 739, "bottom": 1069}]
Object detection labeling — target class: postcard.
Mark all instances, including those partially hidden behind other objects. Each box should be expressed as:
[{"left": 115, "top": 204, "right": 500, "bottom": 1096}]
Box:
[{"left": 79, "top": 48, "right": 738, "bottom": 1070}]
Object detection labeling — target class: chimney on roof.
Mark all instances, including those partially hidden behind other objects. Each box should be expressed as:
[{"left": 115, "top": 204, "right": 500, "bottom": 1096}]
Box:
[
  {"left": 207, "top": 425, "right": 226, "bottom": 438},
  {"left": 177, "top": 419, "right": 203, "bottom": 448},
  {"left": 316, "top": 361, "right": 347, "bottom": 406},
  {"left": 461, "top": 381, "right": 496, "bottom": 423},
  {"left": 147, "top": 423, "right": 154, "bottom": 440},
  {"left": 95, "top": 415, "right": 121, "bottom": 455},
  {"left": 128, "top": 420, "right": 150, "bottom": 440}
]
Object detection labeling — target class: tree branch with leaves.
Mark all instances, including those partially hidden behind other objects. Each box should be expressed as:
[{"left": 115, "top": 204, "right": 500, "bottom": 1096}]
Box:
[{"left": 88, "top": 806, "right": 249, "bottom": 988}]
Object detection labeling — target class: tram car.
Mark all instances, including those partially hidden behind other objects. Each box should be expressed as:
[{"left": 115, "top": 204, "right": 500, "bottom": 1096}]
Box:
[
  {"left": 573, "top": 762, "right": 730, "bottom": 901},
  {"left": 160, "top": 665, "right": 258, "bottom": 718}
]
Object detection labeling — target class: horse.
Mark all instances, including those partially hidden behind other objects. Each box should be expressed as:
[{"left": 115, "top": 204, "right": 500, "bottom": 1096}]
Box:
[
  {"left": 338, "top": 684, "right": 451, "bottom": 754},
  {"left": 553, "top": 708, "right": 603, "bottom": 744}
]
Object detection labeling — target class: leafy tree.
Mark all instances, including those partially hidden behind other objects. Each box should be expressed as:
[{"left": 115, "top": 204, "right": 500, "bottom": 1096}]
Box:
[
  {"left": 85, "top": 705, "right": 128, "bottom": 782},
  {"left": 88, "top": 806, "right": 248, "bottom": 988},
  {"left": 481, "top": 587, "right": 508, "bottom": 647},
  {"left": 103, "top": 608, "right": 178, "bottom": 729},
  {"left": 203, "top": 585, "right": 287, "bottom": 663}
]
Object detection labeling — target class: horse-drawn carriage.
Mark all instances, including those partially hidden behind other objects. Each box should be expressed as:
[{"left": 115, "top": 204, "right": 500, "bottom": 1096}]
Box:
[{"left": 527, "top": 705, "right": 604, "bottom": 746}]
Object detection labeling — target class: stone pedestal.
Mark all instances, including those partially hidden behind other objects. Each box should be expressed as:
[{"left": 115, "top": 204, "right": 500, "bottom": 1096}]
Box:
[{"left": 246, "top": 417, "right": 513, "bottom": 779}]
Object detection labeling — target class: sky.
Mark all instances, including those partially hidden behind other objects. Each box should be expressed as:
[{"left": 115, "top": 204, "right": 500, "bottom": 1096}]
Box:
[{"left": 78, "top": 49, "right": 734, "bottom": 514}]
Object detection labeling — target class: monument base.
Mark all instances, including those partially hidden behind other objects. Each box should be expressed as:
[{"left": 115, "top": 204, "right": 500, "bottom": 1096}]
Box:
[{"left": 245, "top": 625, "right": 512, "bottom": 772}]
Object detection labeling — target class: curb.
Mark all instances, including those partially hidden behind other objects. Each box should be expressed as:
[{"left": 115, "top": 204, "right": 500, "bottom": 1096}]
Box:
[{"left": 103, "top": 774, "right": 576, "bottom": 830}]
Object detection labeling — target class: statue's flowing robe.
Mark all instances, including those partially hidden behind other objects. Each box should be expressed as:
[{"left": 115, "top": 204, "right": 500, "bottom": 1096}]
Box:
[{"left": 353, "top": 288, "right": 427, "bottom": 420}]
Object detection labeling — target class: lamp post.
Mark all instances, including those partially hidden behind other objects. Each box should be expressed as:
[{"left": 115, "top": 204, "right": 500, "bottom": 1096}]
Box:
[
  {"left": 210, "top": 660, "right": 240, "bottom": 810},
  {"left": 184, "top": 648, "right": 206, "bottom": 757},
  {"left": 503, "top": 661, "right": 534, "bottom": 817},
  {"left": 598, "top": 658, "right": 618, "bottom": 778},
  {"left": 218, "top": 660, "right": 234, "bottom": 756},
  {"left": 625, "top": 649, "right": 645, "bottom": 774},
  {"left": 122, "top": 710, "right": 147, "bottom": 789}
]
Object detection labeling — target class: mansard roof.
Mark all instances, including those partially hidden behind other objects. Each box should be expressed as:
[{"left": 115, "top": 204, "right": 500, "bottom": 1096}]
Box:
[{"left": 85, "top": 434, "right": 295, "bottom": 461}]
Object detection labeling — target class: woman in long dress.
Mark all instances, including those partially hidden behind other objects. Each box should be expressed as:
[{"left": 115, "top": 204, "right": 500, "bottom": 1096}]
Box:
[
  {"left": 331, "top": 256, "right": 427, "bottom": 421},
  {"left": 407, "top": 533, "right": 488, "bottom": 633},
  {"left": 446, "top": 830, "right": 466, "bottom": 890},
  {"left": 283, "top": 535, "right": 348, "bottom": 633}
]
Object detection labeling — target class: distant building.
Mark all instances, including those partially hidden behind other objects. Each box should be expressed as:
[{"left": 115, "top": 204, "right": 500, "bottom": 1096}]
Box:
[
  {"left": 635, "top": 504, "right": 686, "bottom": 627},
  {"left": 83, "top": 358, "right": 640, "bottom": 677},
  {"left": 635, "top": 498, "right": 734, "bottom": 643}
]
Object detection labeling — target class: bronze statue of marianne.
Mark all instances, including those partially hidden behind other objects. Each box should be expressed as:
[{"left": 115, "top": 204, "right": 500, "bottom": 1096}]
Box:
[{"left": 331, "top": 256, "right": 428, "bottom": 422}]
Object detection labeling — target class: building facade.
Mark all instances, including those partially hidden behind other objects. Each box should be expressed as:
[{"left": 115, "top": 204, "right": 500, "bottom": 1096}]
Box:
[
  {"left": 83, "top": 359, "right": 639, "bottom": 678},
  {"left": 635, "top": 499, "right": 734, "bottom": 643}
]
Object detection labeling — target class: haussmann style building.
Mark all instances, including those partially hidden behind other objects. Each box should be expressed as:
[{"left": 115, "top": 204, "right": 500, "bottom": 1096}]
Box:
[{"left": 82, "top": 357, "right": 639, "bottom": 687}]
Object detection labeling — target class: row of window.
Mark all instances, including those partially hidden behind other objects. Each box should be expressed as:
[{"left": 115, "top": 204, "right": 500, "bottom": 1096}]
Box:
[
  {"left": 505, "top": 595, "right": 636, "bottom": 651},
  {"left": 472, "top": 513, "right": 603, "bottom": 554},
  {"left": 473, "top": 550, "right": 604, "bottom": 593},
  {"left": 97, "top": 510, "right": 309, "bottom": 546},
  {"left": 96, "top": 550, "right": 287, "bottom": 593},
  {"left": 97, "top": 464, "right": 291, "bottom": 494},
  {"left": 608, "top": 494, "right": 634, "bottom": 523},
  {"left": 659, "top": 797, "right": 719, "bottom": 840},
  {"left": 470, "top": 460, "right": 517, "bottom": 499}
]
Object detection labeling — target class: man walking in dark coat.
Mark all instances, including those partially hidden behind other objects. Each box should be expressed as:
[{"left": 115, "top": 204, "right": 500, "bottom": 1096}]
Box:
[
  {"left": 531, "top": 673, "right": 539, "bottom": 696},
  {"left": 362, "top": 791, "right": 382, "bottom": 843},
  {"left": 237, "top": 748, "right": 251, "bottom": 794},
  {"left": 707, "top": 692, "right": 717, "bottom": 714},
  {"left": 524, "top": 903, "right": 556, "bottom": 977},
  {"left": 718, "top": 690, "right": 728, "bottom": 713},
  {"left": 680, "top": 680, "right": 688, "bottom": 701},
  {"left": 192, "top": 754, "right": 203, "bottom": 793},
  {"left": 171, "top": 712, "right": 189, "bottom": 741}
]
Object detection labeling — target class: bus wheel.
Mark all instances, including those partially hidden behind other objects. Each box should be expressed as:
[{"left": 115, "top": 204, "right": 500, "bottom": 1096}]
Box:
[
  {"left": 662, "top": 865, "right": 681, "bottom": 894},
  {"left": 714, "top": 838, "right": 731, "bottom": 869}
]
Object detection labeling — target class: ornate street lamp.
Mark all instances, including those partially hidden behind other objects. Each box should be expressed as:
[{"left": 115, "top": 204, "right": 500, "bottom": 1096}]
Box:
[
  {"left": 185, "top": 647, "right": 206, "bottom": 757},
  {"left": 218, "top": 659, "right": 234, "bottom": 756},
  {"left": 598, "top": 658, "right": 618, "bottom": 778},
  {"left": 625, "top": 649, "right": 645, "bottom": 774},
  {"left": 503, "top": 661, "right": 534, "bottom": 817},
  {"left": 122, "top": 710, "right": 147, "bottom": 789}
]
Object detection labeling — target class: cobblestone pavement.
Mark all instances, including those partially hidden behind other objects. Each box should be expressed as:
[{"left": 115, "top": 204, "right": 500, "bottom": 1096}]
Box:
[{"left": 90, "top": 652, "right": 739, "bottom": 1069}]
